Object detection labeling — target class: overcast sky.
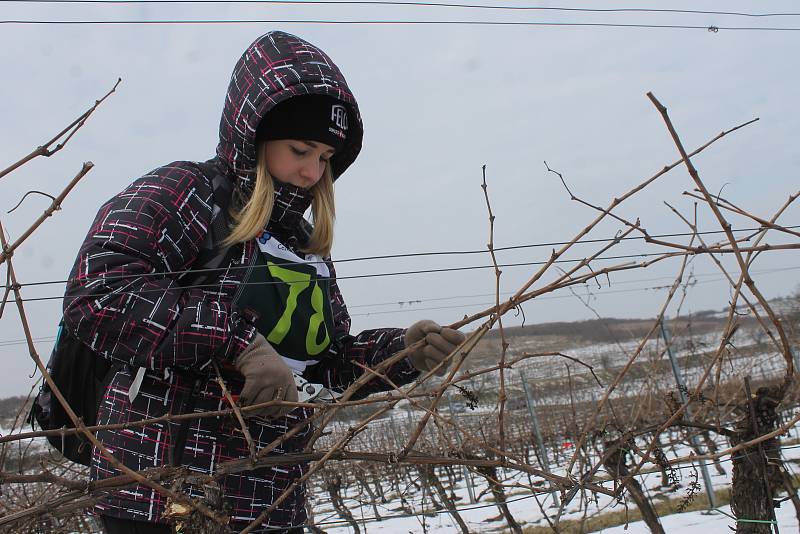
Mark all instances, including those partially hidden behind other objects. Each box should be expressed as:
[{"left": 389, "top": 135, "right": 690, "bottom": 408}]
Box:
[{"left": 1, "top": 1, "right": 799, "bottom": 397}]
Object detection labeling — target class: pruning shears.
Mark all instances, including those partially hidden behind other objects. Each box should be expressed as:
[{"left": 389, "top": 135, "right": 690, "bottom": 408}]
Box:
[
  {"left": 224, "top": 372, "right": 340, "bottom": 407},
  {"left": 293, "top": 372, "right": 341, "bottom": 403}
]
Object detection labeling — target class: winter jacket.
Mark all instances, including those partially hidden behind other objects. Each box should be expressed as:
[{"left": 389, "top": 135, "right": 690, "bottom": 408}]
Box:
[{"left": 62, "top": 31, "right": 419, "bottom": 532}]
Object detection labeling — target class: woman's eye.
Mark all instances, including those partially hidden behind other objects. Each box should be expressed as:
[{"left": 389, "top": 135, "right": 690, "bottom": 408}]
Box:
[{"left": 290, "top": 146, "right": 307, "bottom": 156}]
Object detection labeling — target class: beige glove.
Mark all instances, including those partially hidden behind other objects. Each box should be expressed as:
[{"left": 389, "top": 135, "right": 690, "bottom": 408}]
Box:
[
  {"left": 234, "top": 333, "right": 298, "bottom": 419},
  {"left": 405, "top": 320, "right": 466, "bottom": 376}
]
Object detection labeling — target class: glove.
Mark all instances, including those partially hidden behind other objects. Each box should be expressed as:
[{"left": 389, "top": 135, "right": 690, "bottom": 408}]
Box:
[
  {"left": 405, "top": 320, "right": 466, "bottom": 376},
  {"left": 233, "top": 333, "right": 298, "bottom": 419}
]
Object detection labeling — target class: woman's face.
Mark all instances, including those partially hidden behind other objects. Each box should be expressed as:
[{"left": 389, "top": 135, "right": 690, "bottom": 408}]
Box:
[{"left": 263, "top": 139, "right": 335, "bottom": 189}]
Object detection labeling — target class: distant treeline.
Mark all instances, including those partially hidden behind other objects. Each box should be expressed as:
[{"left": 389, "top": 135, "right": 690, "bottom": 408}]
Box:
[
  {"left": 0, "top": 395, "right": 31, "bottom": 424},
  {"left": 481, "top": 310, "right": 745, "bottom": 343}
]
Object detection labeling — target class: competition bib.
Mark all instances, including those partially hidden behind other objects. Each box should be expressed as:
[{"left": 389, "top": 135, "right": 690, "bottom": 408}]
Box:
[{"left": 235, "top": 230, "right": 335, "bottom": 374}]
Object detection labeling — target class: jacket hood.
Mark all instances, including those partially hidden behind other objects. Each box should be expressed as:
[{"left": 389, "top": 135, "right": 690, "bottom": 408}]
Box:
[{"left": 216, "top": 31, "right": 364, "bottom": 196}]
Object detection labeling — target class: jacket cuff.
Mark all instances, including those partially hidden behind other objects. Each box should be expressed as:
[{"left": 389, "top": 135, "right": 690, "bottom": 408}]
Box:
[
  {"left": 387, "top": 329, "right": 420, "bottom": 381},
  {"left": 221, "top": 307, "right": 260, "bottom": 365}
]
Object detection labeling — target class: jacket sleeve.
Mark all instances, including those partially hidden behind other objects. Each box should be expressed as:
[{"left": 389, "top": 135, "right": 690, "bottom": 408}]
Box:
[
  {"left": 62, "top": 162, "right": 257, "bottom": 372},
  {"left": 305, "top": 261, "right": 420, "bottom": 399}
]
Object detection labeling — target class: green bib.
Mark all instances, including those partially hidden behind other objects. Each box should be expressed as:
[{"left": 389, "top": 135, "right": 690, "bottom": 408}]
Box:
[{"left": 236, "top": 230, "right": 335, "bottom": 373}]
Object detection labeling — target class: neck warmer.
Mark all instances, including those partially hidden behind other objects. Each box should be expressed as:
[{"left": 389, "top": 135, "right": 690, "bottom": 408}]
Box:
[{"left": 266, "top": 179, "right": 314, "bottom": 241}]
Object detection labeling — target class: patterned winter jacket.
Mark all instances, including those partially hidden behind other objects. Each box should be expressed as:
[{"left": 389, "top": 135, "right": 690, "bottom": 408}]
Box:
[{"left": 62, "top": 31, "right": 419, "bottom": 532}]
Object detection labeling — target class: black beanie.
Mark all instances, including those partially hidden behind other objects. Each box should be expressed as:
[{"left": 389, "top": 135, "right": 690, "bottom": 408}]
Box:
[{"left": 256, "top": 94, "right": 349, "bottom": 152}]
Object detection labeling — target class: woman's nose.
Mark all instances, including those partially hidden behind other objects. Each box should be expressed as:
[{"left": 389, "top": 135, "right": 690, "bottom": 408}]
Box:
[{"left": 300, "top": 160, "right": 323, "bottom": 184}]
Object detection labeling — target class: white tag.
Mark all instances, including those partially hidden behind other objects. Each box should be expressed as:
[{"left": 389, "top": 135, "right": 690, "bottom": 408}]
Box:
[
  {"left": 128, "top": 367, "right": 147, "bottom": 403},
  {"left": 256, "top": 231, "right": 329, "bottom": 278}
]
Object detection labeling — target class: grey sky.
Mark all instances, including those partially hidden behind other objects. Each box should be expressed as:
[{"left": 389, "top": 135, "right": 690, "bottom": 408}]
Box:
[{"left": 1, "top": 1, "right": 799, "bottom": 397}]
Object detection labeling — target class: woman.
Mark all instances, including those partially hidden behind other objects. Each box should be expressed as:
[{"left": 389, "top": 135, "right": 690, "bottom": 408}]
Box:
[{"left": 62, "top": 31, "right": 465, "bottom": 533}]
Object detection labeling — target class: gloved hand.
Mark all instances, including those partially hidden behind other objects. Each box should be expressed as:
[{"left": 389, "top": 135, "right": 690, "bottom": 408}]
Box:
[
  {"left": 233, "top": 333, "right": 298, "bottom": 419},
  {"left": 405, "top": 320, "right": 466, "bottom": 376}
]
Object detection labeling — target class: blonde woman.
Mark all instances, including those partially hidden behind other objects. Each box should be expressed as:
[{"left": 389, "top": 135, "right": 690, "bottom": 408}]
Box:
[{"left": 62, "top": 31, "right": 465, "bottom": 533}]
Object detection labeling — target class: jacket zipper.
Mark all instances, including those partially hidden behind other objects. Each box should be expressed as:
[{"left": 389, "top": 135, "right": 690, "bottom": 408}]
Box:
[
  {"left": 171, "top": 374, "right": 203, "bottom": 466},
  {"left": 231, "top": 247, "right": 258, "bottom": 307}
]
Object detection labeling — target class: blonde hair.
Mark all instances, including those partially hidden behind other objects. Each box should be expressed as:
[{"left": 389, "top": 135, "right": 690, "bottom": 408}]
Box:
[{"left": 224, "top": 144, "right": 336, "bottom": 257}]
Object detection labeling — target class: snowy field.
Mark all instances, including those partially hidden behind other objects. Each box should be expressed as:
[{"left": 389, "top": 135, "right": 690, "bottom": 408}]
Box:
[
  {"left": 319, "top": 503, "right": 798, "bottom": 533},
  {"left": 313, "top": 425, "right": 800, "bottom": 533},
  {"left": 316, "top": 456, "right": 800, "bottom": 533},
  {"left": 600, "top": 504, "right": 796, "bottom": 533},
  {"left": 307, "top": 324, "right": 796, "bottom": 533}
]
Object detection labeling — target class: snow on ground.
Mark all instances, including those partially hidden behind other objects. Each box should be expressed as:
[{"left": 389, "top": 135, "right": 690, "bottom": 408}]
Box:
[
  {"left": 599, "top": 503, "right": 797, "bottom": 533},
  {"left": 318, "top": 426, "right": 800, "bottom": 533},
  {"left": 1, "top": 423, "right": 49, "bottom": 451},
  {"left": 332, "top": 502, "right": 800, "bottom": 533},
  {"left": 321, "top": 488, "right": 800, "bottom": 533}
]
